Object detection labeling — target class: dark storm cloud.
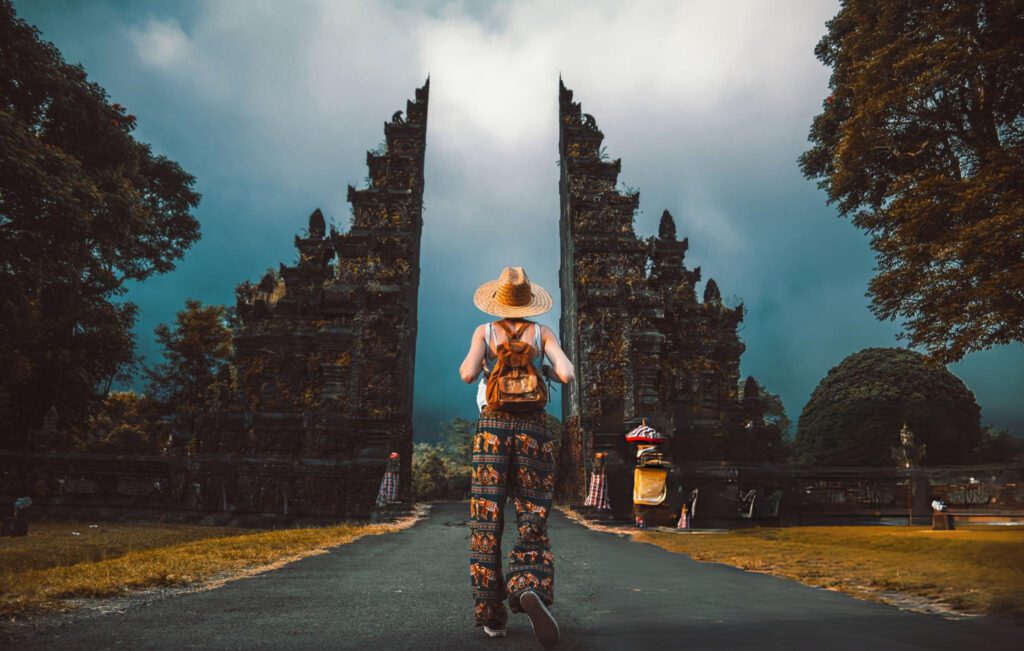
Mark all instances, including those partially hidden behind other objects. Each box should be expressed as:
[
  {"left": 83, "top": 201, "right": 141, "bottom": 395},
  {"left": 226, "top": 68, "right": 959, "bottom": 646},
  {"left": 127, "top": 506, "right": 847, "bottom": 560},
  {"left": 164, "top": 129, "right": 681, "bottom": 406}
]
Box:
[{"left": 15, "top": 0, "right": 1023, "bottom": 441}]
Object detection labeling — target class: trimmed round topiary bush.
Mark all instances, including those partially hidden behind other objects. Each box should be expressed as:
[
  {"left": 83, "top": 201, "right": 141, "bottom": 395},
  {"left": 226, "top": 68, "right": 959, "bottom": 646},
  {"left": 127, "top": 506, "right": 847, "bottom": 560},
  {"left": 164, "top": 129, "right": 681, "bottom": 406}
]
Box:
[{"left": 794, "top": 347, "right": 982, "bottom": 466}]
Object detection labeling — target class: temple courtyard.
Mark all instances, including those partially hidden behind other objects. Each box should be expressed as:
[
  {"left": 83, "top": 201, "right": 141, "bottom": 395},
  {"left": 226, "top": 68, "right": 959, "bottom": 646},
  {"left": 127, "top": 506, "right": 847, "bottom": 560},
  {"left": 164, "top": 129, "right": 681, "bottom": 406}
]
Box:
[{"left": 5, "top": 502, "right": 1021, "bottom": 650}]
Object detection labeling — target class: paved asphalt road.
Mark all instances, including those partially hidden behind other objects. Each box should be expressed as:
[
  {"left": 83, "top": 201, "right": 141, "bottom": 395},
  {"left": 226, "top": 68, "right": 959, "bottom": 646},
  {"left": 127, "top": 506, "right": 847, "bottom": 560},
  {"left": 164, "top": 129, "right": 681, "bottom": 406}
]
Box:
[{"left": 12, "top": 501, "right": 1023, "bottom": 650}]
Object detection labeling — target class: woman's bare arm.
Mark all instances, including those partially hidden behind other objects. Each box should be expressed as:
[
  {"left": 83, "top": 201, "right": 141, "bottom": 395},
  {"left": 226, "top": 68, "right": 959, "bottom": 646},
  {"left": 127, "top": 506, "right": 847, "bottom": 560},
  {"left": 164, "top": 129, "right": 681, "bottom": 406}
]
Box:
[
  {"left": 459, "top": 324, "right": 487, "bottom": 383},
  {"left": 540, "top": 325, "right": 574, "bottom": 384}
]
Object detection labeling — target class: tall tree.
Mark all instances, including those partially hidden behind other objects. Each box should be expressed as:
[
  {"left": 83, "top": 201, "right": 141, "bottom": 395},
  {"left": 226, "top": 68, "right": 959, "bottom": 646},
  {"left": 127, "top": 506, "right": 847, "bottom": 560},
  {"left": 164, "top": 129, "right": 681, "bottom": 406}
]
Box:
[
  {"left": 70, "top": 390, "right": 167, "bottom": 455},
  {"left": 0, "top": 0, "right": 201, "bottom": 443},
  {"left": 738, "top": 378, "right": 792, "bottom": 437},
  {"left": 439, "top": 417, "right": 475, "bottom": 464},
  {"left": 794, "top": 347, "right": 983, "bottom": 466},
  {"left": 799, "top": 0, "right": 1024, "bottom": 363},
  {"left": 146, "top": 300, "right": 233, "bottom": 442}
]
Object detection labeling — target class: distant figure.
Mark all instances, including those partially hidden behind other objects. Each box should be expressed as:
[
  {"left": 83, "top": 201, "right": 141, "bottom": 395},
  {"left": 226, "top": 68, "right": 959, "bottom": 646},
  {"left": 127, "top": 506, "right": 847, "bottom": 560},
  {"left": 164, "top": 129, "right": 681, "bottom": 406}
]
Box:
[
  {"left": 375, "top": 452, "right": 400, "bottom": 509},
  {"left": 677, "top": 503, "right": 689, "bottom": 529},
  {"left": 459, "top": 266, "right": 573, "bottom": 646},
  {"left": 1, "top": 497, "right": 31, "bottom": 537},
  {"left": 931, "top": 499, "right": 954, "bottom": 530},
  {"left": 584, "top": 452, "right": 612, "bottom": 511}
]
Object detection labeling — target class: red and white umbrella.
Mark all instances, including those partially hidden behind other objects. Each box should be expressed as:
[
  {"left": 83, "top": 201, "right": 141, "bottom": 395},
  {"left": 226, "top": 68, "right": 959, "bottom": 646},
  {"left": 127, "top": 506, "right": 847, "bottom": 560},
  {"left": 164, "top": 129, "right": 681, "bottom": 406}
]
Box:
[{"left": 625, "top": 421, "right": 667, "bottom": 445}]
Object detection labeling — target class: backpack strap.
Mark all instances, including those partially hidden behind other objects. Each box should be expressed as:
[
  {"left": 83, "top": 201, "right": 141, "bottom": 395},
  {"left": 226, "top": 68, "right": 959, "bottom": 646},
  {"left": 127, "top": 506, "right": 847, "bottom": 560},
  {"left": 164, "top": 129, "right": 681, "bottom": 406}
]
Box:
[
  {"left": 496, "top": 319, "right": 530, "bottom": 341},
  {"left": 494, "top": 320, "right": 543, "bottom": 372},
  {"left": 496, "top": 319, "right": 514, "bottom": 340},
  {"left": 482, "top": 322, "right": 495, "bottom": 377},
  {"left": 534, "top": 322, "right": 544, "bottom": 373}
]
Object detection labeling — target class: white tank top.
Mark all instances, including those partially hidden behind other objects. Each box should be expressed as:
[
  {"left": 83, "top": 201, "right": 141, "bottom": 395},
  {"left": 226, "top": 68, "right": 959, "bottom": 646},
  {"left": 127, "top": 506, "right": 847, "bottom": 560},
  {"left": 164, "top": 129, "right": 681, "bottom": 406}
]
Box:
[{"left": 476, "top": 320, "right": 544, "bottom": 411}]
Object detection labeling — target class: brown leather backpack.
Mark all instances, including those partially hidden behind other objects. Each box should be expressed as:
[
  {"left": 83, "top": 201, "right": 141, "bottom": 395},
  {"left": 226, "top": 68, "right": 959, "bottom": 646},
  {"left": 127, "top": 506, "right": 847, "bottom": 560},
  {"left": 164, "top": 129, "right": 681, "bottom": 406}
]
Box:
[{"left": 485, "top": 321, "right": 548, "bottom": 412}]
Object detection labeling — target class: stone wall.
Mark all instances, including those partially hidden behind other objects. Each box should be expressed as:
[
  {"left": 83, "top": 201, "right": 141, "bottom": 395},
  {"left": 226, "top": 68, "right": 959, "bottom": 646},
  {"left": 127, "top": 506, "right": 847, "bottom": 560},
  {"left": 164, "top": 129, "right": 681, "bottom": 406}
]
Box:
[
  {"left": 589, "top": 460, "right": 1024, "bottom": 526},
  {"left": 5, "top": 449, "right": 1018, "bottom": 526},
  {"left": 787, "top": 463, "right": 1024, "bottom": 519},
  {"left": 0, "top": 450, "right": 375, "bottom": 525}
]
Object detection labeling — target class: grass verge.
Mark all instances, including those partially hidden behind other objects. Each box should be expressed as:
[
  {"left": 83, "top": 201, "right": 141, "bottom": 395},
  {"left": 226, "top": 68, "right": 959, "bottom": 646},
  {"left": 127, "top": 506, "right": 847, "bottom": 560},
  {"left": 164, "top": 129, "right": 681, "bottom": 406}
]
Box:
[
  {"left": 633, "top": 525, "right": 1024, "bottom": 619},
  {"left": 1, "top": 508, "right": 423, "bottom": 620}
]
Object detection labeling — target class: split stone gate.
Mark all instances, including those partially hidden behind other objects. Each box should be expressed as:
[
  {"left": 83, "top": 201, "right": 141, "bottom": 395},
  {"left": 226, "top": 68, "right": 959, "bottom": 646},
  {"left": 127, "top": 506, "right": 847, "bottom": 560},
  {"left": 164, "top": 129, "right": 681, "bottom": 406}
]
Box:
[{"left": 1, "top": 79, "right": 799, "bottom": 523}]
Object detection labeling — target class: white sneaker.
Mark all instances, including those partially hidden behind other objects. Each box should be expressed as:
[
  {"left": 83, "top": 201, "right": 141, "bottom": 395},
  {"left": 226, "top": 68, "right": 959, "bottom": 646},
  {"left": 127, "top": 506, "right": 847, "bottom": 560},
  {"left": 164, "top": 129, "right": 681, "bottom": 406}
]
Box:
[{"left": 483, "top": 625, "right": 508, "bottom": 638}]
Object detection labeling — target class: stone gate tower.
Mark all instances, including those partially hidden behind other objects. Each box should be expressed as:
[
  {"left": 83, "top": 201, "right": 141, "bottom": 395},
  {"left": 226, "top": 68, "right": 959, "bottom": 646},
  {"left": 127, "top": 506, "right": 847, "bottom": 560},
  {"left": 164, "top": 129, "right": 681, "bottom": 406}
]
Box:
[
  {"left": 557, "top": 79, "right": 752, "bottom": 505},
  {"left": 203, "top": 80, "right": 429, "bottom": 518}
]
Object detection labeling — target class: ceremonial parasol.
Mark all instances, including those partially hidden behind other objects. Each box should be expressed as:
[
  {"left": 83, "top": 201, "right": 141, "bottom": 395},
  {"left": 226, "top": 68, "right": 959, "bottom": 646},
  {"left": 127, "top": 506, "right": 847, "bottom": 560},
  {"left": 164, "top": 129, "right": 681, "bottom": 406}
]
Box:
[{"left": 625, "top": 419, "right": 669, "bottom": 445}]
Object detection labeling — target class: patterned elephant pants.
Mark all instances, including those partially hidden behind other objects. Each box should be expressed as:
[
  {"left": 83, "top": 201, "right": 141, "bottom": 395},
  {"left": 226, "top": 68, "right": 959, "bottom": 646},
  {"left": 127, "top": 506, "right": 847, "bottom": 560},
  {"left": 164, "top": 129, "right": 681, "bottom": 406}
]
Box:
[{"left": 469, "top": 407, "right": 556, "bottom": 629}]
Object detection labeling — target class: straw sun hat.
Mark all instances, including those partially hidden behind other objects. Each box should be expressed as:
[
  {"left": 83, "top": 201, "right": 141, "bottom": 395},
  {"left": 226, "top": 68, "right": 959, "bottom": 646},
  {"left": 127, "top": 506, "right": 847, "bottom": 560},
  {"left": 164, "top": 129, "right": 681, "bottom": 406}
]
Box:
[{"left": 473, "top": 266, "right": 553, "bottom": 318}]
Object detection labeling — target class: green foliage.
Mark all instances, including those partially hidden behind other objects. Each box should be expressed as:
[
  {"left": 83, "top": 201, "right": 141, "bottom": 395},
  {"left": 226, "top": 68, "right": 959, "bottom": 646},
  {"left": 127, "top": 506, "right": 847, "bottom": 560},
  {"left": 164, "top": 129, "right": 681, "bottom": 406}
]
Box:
[
  {"left": 763, "top": 394, "right": 788, "bottom": 434},
  {"left": 411, "top": 441, "right": 471, "bottom": 501},
  {"left": 0, "top": 0, "right": 201, "bottom": 443},
  {"left": 145, "top": 300, "right": 233, "bottom": 440},
  {"left": 794, "top": 347, "right": 983, "bottom": 466},
  {"left": 798, "top": 0, "right": 1024, "bottom": 363},
  {"left": 970, "top": 425, "right": 1024, "bottom": 463},
  {"left": 68, "top": 390, "right": 167, "bottom": 454},
  {"left": 738, "top": 378, "right": 792, "bottom": 437},
  {"left": 439, "top": 417, "right": 474, "bottom": 464}
]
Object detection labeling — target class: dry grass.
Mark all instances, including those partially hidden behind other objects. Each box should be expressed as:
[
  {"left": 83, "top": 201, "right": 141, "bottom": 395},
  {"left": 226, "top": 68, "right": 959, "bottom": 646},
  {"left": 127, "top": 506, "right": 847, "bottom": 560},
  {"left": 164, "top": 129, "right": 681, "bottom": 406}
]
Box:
[
  {"left": 634, "top": 525, "right": 1024, "bottom": 619},
  {"left": 1, "top": 512, "right": 421, "bottom": 619}
]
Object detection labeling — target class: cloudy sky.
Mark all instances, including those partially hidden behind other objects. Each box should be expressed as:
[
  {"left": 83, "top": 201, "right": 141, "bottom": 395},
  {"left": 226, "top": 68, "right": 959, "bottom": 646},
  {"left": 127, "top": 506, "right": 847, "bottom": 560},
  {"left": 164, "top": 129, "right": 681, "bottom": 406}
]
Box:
[{"left": 17, "top": 0, "right": 1023, "bottom": 441}]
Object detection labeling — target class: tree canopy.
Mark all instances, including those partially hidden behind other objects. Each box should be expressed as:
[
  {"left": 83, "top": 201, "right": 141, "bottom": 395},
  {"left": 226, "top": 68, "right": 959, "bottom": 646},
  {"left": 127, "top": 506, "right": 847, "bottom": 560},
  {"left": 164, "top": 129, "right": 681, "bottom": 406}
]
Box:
[
  {"left": 439, "top": 417, "right": 475, "bottom": 464},
  {"left": 146, "top": 300, "right": 234, "bottom": 441},
  {"left": 794, "top": 347, "right": 983, "bottom": 465},
  {"left": 0, "top": 0, "right": 201, "bottom": 442},
  {"left": 70, "top": 390, "right": 167, "bottom": 455},
  {"left": 799, "top": 0, "right": 1024, "bottom": 363},
  {"left": 738, "top": 377, "right": 792, "bottom": 437}
]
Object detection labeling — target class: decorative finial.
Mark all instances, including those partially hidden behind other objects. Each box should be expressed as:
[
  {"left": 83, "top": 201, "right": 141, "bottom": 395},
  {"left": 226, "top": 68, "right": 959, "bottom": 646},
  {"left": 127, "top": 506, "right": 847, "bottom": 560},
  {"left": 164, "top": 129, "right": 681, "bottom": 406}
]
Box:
[
  {"left": 744, "top": 376, "right": 759, "bottom": 399},
  {"left": 658, "top": 210, "right": 677, "bottom": 241},
  {"left": 259, "top": 271, "right": 276, "bottom": 294},
  {"left": 704, "top": 278, "right": 721, "bottom": 305},
  {"left": 308, "top": 208, "right": 325, "bottom": 238}
]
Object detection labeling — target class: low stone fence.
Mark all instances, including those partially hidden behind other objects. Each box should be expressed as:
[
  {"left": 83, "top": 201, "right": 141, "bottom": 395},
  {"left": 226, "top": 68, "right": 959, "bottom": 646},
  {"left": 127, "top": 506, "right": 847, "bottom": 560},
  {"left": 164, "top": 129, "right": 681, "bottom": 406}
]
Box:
[
  {"left": 0, "top": 450, "right": 388, "bottom": 525},
  {"left": 580, "top": 461, "right": 1024, "bottom": 526},
  {"left": 787, "top": 463, "right": 1023, "bottom": 523},
  {"left": 7, "top": 449, "right": 1021, "bottom": 527}
]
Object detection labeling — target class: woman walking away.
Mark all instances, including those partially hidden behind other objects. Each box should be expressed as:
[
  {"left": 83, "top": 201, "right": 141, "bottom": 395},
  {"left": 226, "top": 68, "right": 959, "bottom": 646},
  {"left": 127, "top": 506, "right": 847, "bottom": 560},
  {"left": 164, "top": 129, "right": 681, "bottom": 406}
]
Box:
[{"left": 459, "top": 266, "right": 574, "bottom": 648}]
